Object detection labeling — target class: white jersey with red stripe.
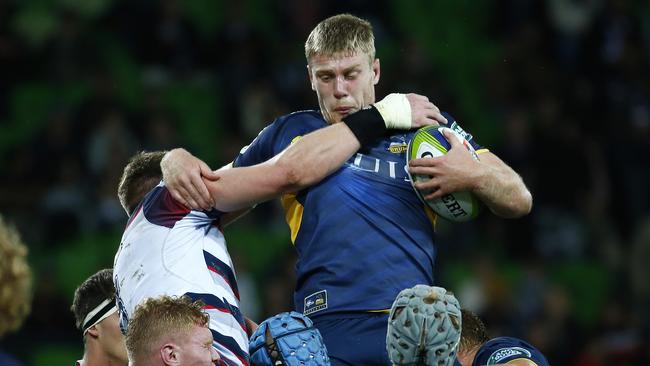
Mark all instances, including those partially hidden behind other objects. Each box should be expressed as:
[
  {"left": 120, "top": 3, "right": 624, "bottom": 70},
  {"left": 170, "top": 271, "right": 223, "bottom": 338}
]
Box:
[{"left": 113, "top": 182, "right": 249, "bottom": 366}]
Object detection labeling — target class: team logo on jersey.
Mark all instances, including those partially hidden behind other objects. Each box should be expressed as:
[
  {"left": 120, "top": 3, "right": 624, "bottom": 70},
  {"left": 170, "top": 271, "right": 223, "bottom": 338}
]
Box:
[
  {"left": 388, "top": 142, "right": 408, "bottom": 153},
  {"left": 304, "top": 290, "right": 327, "bottom": 315},
  {"left": 486, "top": 347, "right": 532, "bottom": 365}
]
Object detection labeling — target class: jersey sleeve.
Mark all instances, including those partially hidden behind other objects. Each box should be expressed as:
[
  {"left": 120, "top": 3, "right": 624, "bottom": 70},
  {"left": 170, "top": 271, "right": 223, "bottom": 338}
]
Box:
[
  {"left": 232, "top": 117, "right": 293, "bottom": 168},
  {"left": 442, "top": 112, "right": 486, "bottom": 153},
  {"left": 233, "top": 112, "right": 326, "bottom": 168}
]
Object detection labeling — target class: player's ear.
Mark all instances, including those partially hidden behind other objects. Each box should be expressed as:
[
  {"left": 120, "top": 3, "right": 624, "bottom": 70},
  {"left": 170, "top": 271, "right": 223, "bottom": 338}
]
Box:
[
  {"left": 372, "top": 58, "right": 380, "bottom": 85},
  {"left": 307, "top": 65, "right": 316, "bottom": 91},
  {"left": 161, "top": 343, "right": 181, "bottom": 366},
  {"left": 85, "top": 325, "right": 99, "bottom": 339}
]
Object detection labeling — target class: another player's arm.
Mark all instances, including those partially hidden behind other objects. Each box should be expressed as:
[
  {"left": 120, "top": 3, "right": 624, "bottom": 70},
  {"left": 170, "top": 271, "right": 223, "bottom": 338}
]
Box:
[
  {"left": 163, "top": 93, "right": 445, "bottom": 212},
  {"left": 409, "top": 129, "right": 532, "bottom": 218}
]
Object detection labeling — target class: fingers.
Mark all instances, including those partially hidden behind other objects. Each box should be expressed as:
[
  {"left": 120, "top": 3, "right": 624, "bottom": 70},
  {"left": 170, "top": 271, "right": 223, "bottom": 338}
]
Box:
[
  {"left": 441, "top": 128, "right": 461, "bottom": 147},
  {"left": 423, "top": 190, "right": 445, "bottom": 200},
  {"left": 409, "top": 158, "right": 439, "bottom": 168},
  {"left": 195, "top": 163, "right": 217, "bottom": 209},
  {"left": 200, "top": 162, "right": 220, "bottom": 181},
  {"left": 169, "top": 185, "right": 193, "bottom": 209},
  {"left": 408, "top": 95, "right": 447, "bottom": 127},
  {"left": 429, "top": 111, "right": 447, "bottom": 125},
  {"left": 190, "top": 179, "right": 213, "bottom": 211},
  {"left": 181, "top": 180, "right": 203, "bottom": 209},
  {"left": 413, "top": 179, "right": 449, "bottom": 200},
  {"left": 168, "top": 171, "right": 206, "bottom": 210}
]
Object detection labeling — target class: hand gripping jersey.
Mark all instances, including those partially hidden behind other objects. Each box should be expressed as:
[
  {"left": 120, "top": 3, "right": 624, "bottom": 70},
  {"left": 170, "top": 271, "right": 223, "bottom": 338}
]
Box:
[
  {"left": 470, "top": 337, "right": 549, "bottom": 366},
  {"left": 113, "top": 183, "right": 249, "bottom": 366},
  {"left": 234, "top": 110, "right": 483, "bottom": 317}
]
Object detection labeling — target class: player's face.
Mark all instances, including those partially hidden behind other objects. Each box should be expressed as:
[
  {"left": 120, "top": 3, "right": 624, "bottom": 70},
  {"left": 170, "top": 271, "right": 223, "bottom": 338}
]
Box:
[
  {"left": 96, "top": 312, "right": 128, "bottom": 364},
  {"left": 308, "top": 52, "right": 380, "bottom": 124},
  {"left": 180, "top": 324, "right": 220, "bottom": 366}
]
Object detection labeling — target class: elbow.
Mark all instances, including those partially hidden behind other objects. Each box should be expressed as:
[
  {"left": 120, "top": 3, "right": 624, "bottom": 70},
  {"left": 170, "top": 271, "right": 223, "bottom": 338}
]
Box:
[
  {"left": 514, "top": 190, "right": 533, "bottom": 217},
  {"left": 274, "top": 159, "right": 310, "bottom": 193},
  {"left": 501, "top": 190, "right": 533, "bottom": 219}
]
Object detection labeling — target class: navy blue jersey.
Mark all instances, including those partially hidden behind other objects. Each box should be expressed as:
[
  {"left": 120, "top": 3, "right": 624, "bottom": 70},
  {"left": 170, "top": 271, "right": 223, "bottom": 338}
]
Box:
[
  {"left": 472, "top": 337, "right": 549, "bottom": 366},
  {"left": 234, "top": 110, "right": 483, "bottom": 316}
]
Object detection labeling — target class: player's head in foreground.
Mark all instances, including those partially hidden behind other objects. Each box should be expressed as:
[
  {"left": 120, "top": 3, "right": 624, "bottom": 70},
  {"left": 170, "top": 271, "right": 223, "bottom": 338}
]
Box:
[
  {"left": 249, "top": 311, "right": 329, "bottom": 366},
  {"left": 386, "top": 285, "right": 462, "bottom": 366},
  {"left": 305, "top": 13, "right": 380, "bottom": 124},
  {"left": 0, "top": 215, "right": 32, "bottom": 339},
  {"left": 125, "top": 295, "right": 219, "bottom": 366},
  {"left": 118, "top": 151, "right": 166, "bottom": 215},
  {"left": 71, "top": 268, "right": 127, "bottom": 366}
]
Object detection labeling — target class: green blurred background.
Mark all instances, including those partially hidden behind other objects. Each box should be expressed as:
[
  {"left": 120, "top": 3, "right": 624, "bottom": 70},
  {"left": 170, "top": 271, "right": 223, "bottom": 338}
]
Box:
[{"left": 1, "top": 0, "right": 649, "bottom": 364}]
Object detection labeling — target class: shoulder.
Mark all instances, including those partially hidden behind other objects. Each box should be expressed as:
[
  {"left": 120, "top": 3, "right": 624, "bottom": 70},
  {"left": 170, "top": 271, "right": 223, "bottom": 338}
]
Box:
[
  {"left": 274, "top": 110, "right": 325, "bottom": 130},
  {"left": 476, "top": 337, "right": 549, "bottom": 366}
]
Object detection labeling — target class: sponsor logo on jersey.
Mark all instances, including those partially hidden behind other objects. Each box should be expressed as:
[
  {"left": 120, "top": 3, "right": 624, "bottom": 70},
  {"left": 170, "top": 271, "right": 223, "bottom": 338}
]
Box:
[
  {"left": 388, "top": 143, "right": 408, "bottom": 153},
  {"left": 304, "top": 290, "right": 327, "bottom": 315},
  {"left": 487, "top": 347, "right": 532, "bottom": 365},
  {"left": 449, "top": 121, "right": 473, "bottom": 142}
]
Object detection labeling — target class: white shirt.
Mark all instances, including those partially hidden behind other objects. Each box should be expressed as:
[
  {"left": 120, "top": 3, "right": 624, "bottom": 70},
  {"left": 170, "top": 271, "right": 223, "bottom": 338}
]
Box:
[{"left": 114, "top": 182, "right": 248, "bottom": 365}]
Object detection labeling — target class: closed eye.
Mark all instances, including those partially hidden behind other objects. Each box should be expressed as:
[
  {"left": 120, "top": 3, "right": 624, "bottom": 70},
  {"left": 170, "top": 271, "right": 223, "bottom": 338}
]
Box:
[{"left": 345, "top": 71, "right": 359, "bottom": 80}]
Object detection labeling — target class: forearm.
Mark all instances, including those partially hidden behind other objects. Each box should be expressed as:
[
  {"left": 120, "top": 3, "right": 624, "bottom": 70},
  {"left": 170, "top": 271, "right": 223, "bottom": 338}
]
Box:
[
  {"left": 472, "top": 153, "right": 532, "bottom": 218},
  {"left": 274, "top": 122, "right": 360, "bottom": 190},
  {"left": 206, "top": 123, "right": 361, "bottom": 212}
]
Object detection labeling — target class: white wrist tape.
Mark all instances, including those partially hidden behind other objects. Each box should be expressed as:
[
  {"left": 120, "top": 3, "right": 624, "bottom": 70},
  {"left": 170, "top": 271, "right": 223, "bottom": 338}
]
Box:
[{"left": 373, "top": 93, "right": 412, "bottom": 129}]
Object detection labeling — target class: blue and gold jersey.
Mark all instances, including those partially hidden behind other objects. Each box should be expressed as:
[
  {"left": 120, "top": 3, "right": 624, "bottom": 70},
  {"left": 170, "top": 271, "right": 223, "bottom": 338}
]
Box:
[{"left": 234, "top": 110, "right": 482, "bottom": 316}]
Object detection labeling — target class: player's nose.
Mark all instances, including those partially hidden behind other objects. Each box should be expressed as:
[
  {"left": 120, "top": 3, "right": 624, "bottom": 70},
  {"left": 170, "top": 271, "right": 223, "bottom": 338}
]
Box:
[
  {"left": 333, "top": 76, "right": 348, "bottom": 98},
  {"left": 211, "top": 347, "right": 220, "bottom": 363}
]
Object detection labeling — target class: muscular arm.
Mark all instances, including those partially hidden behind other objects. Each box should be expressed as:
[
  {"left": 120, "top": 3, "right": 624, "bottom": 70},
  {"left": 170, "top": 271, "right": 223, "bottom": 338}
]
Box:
[
  {"left": 468, "top": 152, "right": 532, "bottom": 218},
  {"left": 204, "top": 122, "right": 361, "bottom": 212},
  {"left": 409, "top": 129, "right": 532, "bottom": 218},
  {"left": 163, "top": 93, "right": 446, "bottom": 212}
]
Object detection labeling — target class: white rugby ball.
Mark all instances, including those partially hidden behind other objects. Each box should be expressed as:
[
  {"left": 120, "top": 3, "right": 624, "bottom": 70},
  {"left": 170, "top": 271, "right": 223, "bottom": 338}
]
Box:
[{"left": 406, "top": 126, "right": 480, "bottom": 222}]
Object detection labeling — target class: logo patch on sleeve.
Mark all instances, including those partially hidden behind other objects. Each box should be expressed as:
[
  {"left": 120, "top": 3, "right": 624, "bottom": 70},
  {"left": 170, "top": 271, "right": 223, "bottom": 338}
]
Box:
[
  {"left": 487, "top": 347, "right": 532, "bottom": 365},
  {"left": 388, "top": 142, "right": 408, "bottom": 153},
  {"left": 304, "top": 290, "right": 327, "bottom": 315}
]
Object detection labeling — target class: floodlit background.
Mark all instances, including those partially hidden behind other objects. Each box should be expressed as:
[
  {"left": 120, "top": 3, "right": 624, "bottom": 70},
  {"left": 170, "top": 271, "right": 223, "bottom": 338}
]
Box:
[{"left": 1, "top": 0, "right": 649, "bottom": 365}]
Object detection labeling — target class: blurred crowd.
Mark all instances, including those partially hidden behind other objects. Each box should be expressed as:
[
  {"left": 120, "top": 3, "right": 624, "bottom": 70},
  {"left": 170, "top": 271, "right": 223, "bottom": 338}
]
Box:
[{"left": 0, "top": 0, "right": 649, "bottom": 365}]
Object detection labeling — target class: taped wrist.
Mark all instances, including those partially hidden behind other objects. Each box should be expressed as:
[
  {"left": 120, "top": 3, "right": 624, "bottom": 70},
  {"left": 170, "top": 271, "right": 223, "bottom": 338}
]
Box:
[
  {"left": 374, "top": 93, "right": 412, "bottom": 129},
  {"left": 343, "top": 106, "right": 387, "bottom": 147}
]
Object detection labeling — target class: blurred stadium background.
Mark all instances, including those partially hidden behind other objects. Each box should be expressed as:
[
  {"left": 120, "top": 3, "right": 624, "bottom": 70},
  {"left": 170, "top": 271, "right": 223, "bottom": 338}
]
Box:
[{"left": 1, "top": 0, "right": 649, "bottom": 365}]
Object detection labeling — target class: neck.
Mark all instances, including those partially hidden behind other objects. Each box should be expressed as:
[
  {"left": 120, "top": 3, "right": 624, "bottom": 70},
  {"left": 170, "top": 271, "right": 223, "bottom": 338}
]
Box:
[
  {"left": 82, "top": 344, "right": 122, "bottom": 366},
  {"left": 456, "top": 345, "right": 480, "bottom": 366}
]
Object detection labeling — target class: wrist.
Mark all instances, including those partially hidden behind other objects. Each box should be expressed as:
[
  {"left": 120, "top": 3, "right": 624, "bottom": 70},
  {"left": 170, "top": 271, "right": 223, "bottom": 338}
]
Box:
[
  {"left": 374, "top": 93, "right": 412, "bottom": 129},
  {"left": 469, "top": 162, "right": 491, "bottom": 194},
  {"left": 343, "top": 106, "right": 386, "bottom": 147}
]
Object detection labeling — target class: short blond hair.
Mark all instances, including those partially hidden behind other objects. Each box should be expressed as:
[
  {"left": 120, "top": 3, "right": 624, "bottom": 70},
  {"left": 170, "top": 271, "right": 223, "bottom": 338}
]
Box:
[
  {"left": 126, "top": 295, "right": 209, "bottom": 364},
  {"left": 305, "top": 13, "right": 375, "bottom": 63},
  {"left": 0, "top": 215, "right": 32, "bottom": 338}
]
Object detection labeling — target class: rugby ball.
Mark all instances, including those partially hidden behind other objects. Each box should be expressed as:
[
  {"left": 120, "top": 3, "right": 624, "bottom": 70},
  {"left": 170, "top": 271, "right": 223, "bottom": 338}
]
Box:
[{"left": 407, "top": 126, "right": 480, "bottom": 222}]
